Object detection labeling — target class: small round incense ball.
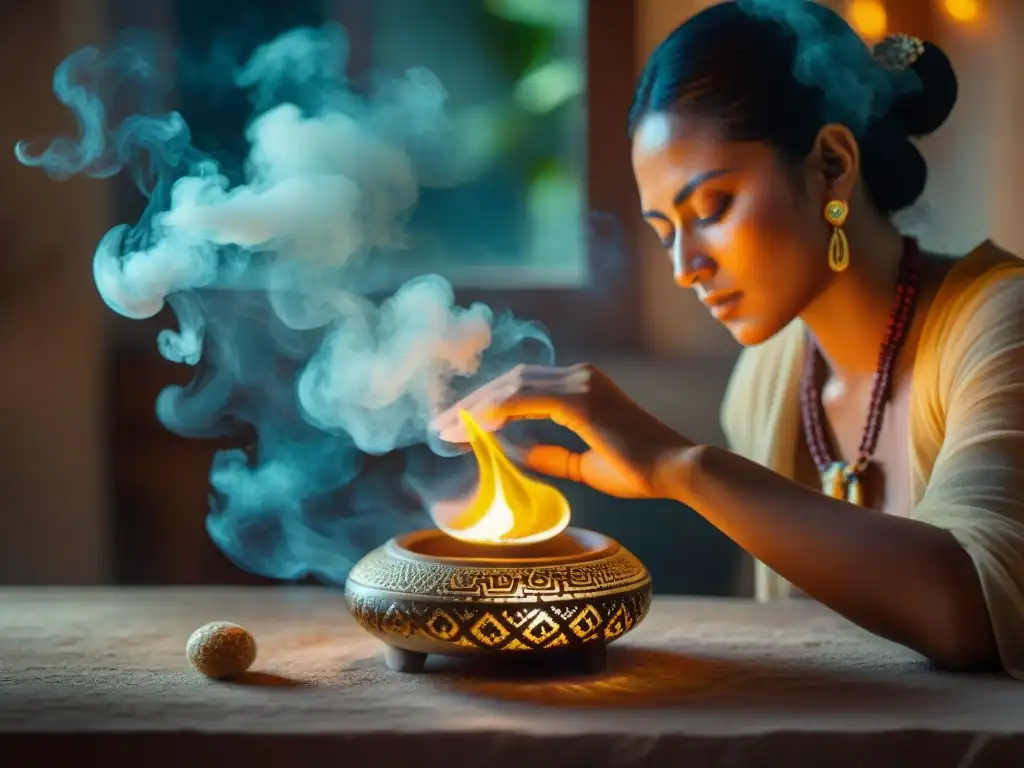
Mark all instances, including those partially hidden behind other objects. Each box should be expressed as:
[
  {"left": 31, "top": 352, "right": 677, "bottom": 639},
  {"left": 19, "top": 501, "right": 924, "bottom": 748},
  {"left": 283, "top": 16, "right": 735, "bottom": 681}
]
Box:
[{"left": 186, "top": 622, "right": 257, "bottom": 679}]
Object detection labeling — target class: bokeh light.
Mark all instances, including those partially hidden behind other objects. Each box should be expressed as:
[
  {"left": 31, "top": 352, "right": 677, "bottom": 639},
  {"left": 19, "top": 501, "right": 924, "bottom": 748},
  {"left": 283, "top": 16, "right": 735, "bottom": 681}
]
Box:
[
  {"left": 846, "top": 0, "right": 888, "bottom": 41},
  {"left": 943, "top": 0, "right": 981, "bottom": 23}
]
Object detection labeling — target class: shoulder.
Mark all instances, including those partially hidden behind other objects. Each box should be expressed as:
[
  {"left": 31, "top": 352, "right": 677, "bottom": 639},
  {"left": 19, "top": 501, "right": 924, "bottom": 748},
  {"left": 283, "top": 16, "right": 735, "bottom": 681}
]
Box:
[
  {"left": 924, "top": 242, "right": 1024, "bottom": 401},
  {"left": 720, "top": 319, "right": 804, "bottom": 455},
  {"left": 927, "top": 241, "right": 1024, "bottom": 331}
]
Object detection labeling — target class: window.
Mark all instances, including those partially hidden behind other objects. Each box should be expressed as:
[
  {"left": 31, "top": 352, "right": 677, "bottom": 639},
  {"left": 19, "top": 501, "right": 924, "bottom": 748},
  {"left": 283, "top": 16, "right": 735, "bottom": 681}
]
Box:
[
  {"left": 351, "top": 0, "right": 588, "bottom": 289},
  {"left": 335, "top": 0, "right": 640, "bottom": 351}
]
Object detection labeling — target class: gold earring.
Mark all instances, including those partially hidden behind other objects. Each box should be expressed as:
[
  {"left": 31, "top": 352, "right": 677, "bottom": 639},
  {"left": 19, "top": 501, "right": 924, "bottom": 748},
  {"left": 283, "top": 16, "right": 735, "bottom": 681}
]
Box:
[{"left": 825, "top": 200, "right": 850, "bottom": 272}]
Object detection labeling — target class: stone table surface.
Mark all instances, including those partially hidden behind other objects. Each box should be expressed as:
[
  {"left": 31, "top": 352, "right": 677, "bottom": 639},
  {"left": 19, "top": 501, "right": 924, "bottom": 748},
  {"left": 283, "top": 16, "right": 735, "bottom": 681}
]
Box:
[{"left": 1, "top": 587, "right": 1023, "bottom": 767}]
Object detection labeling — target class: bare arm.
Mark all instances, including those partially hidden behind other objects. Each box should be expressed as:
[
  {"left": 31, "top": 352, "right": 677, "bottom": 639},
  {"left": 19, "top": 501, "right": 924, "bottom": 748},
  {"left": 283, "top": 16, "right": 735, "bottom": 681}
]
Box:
[
  {"left": 439, "top": 361, "right": 1003, "bottom": 671},
  {"left": 662, "top": 444, "right": 999, "bottom": 670}
]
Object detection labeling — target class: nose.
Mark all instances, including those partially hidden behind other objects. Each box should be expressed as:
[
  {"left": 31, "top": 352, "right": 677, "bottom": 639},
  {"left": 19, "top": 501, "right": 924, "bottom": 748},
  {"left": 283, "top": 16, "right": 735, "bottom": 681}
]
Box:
[{"left": 671, "top": 238, "right": 714, "bottom": 289}]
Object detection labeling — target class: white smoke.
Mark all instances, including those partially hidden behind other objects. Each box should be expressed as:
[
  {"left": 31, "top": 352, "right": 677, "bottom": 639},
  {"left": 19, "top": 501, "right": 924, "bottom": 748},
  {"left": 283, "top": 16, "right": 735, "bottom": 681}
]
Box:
[{"left": 16, "top": 22, "right": 555, "bottom": 581}]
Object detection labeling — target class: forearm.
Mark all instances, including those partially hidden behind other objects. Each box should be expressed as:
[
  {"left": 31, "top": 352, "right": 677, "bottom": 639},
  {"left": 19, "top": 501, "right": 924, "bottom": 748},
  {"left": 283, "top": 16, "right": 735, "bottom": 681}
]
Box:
[{"left": 663, "top": 445, "right": 997, "bottom": 668}]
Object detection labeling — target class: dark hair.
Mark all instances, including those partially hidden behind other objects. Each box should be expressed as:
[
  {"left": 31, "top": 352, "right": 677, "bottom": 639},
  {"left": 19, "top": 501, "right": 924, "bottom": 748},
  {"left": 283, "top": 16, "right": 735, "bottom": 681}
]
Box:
[{"left": 628, "top": 1, "right": 958, "bottom": 215}]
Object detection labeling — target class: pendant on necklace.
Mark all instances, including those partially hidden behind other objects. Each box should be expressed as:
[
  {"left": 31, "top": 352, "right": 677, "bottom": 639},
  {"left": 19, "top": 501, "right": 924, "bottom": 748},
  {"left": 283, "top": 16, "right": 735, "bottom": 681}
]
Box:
[{"left": 821, "top": 461, "right": 864, "bottom": 506}]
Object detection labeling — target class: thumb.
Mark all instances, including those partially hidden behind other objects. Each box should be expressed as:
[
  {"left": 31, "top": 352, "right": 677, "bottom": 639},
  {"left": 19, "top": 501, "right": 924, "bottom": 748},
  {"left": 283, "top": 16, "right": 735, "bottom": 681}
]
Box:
[
  {"left": 492, "top": 392, "right": 617, "bottom": 456},
  {"left": 504, "top": 440, "right": 586, "bottom": 483}
]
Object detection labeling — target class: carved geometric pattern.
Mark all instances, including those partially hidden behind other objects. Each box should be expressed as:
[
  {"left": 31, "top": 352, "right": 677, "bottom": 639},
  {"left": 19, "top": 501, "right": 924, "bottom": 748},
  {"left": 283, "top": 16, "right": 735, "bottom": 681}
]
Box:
[
  {"left": 347, "top": 585, "right": 652, "bottom": 653},
  {"left": 346, "top": 534, "right": 653, "bottom": 654},
  {"left": 470, "top": 613, "right": 511, "bottom": 647},
  {"left": 425, "top": 609, "right": 459, "bottom": 641},
  {"left": 346, "top": 544, "right": 649, "bottom": 603}
]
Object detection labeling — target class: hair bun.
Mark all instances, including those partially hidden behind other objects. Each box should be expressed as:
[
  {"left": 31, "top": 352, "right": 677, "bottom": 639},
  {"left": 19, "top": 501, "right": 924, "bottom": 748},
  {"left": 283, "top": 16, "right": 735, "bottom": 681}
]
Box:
[{"left": 879, "top": 38, "right": 959, "bottom": 138}]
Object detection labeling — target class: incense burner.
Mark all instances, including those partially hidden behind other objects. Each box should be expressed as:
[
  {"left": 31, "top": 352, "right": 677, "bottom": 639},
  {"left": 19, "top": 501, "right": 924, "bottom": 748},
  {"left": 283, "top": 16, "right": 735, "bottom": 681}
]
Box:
[{"left": 344, "top": 527, "right": 652, "bottom": 673}]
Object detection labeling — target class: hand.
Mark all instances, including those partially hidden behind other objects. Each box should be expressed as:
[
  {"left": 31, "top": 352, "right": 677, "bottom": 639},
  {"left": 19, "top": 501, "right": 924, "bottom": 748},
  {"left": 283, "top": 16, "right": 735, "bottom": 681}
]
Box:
[{"left": 434, "top": 363, "right": 694, "bottom": 499}]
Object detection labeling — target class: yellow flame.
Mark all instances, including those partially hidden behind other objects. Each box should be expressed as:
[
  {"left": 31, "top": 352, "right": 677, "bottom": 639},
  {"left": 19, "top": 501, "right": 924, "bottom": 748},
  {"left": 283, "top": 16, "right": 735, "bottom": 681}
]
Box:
[{"left": 436, "top": 409, "right": 570, "bottom": 544}]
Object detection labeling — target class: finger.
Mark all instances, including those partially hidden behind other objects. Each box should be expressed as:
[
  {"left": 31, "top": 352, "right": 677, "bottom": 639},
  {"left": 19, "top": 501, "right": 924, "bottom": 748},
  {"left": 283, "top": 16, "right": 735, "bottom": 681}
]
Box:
[
  {"left": 432, "top": 383, "right": 518, "bottom": 442},
  {"left": 520, "top": 364, "right": 592, "bottom": 394},
  {"left": 432, "top": 364, "right": 592, "bottom": 443},
  {"left": 519, "top": 444, "right": 586, "bottom": 483},
  {"left": 491, "top": 392, "right": 606, "bottom": 451}
]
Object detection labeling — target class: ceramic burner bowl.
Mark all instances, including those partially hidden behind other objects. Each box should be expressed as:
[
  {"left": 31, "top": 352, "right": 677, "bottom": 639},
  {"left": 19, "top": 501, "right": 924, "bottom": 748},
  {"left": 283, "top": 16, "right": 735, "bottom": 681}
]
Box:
[{"left": 344, "top": 527, "right": 652, "bottom": 673}]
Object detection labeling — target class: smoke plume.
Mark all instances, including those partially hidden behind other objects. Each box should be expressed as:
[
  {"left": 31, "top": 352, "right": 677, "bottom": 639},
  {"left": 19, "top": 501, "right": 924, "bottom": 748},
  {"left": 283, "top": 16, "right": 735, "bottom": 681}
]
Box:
[{"left": 17, "top": 23, "right": 554, "bottom": 582}]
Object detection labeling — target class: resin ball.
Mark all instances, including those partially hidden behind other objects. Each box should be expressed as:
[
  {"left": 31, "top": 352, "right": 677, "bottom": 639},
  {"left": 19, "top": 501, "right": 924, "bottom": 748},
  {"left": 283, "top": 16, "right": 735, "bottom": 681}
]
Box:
[{"left": 186, "top": 621, "right": 257, "bottom": 679}]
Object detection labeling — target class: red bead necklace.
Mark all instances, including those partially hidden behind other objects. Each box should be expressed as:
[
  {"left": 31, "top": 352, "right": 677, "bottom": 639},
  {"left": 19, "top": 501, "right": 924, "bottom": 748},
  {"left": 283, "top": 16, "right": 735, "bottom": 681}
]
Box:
[{"left": 799, "top": 236, "right": 923, "bottom": 505}]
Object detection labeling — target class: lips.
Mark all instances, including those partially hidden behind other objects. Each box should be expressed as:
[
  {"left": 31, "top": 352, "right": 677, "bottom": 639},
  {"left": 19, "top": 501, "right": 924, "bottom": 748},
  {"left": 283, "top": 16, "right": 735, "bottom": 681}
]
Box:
[{"left": 702, "top": 291, "right": 743, "bottom": 320}]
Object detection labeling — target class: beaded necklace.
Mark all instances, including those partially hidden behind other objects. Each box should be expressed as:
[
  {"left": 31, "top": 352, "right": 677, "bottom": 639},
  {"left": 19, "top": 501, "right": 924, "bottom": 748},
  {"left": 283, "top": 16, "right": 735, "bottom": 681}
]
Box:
[{"left": 799, "top": 237, "right": 923, "bottom": 505}]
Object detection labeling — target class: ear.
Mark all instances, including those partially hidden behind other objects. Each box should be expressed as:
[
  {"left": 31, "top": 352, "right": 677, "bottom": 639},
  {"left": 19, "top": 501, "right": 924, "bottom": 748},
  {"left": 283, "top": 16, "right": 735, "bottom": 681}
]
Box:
[{"left": 809, "top": 124, "right": 860, "bottom": 201}]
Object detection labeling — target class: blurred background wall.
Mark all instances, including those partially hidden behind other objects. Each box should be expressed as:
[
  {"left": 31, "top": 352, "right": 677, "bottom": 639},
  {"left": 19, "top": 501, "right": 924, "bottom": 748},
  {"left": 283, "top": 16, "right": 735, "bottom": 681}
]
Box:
[{"left": 1, "top": 0, "right": 1019, "bottom": 594}]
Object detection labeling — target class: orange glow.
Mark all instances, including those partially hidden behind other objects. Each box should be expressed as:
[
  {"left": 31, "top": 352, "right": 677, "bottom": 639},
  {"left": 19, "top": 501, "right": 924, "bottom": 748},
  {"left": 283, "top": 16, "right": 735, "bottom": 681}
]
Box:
[
  {"left": 846, "top": 0, "right": 888, "bottom": 40},
  {"left": 943, "top": 0, "right": 981, "bottom": 23},
  {"left": 434, "top": 410, "right": 570, "bottom": 545}
]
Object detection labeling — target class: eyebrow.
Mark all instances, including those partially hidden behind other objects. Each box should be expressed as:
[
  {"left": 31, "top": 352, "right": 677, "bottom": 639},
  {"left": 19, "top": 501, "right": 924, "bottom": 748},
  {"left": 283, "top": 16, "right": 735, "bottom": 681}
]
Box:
[{"left": 642, "top": 168, "right": 734, "bottom": 220}]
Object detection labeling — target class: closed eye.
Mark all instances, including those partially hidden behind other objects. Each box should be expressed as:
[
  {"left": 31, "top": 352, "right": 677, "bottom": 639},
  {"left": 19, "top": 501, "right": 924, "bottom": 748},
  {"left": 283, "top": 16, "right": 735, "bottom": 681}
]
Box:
[
  {"left": 693, "top": 191, "right": 733, "bottom": 226},
  {"left": 644, "top": 191, "right": 733, "bottom": 246},
  {"left": 646, "top": 222, "right": 674, "bottom": 250},
  {"left": 642, "top": 212, "right": 675, "bottom": 250}
]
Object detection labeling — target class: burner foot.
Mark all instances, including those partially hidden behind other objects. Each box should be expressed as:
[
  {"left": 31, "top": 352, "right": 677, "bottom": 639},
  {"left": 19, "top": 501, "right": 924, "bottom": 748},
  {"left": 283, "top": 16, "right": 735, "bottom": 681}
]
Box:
[
  {"left": 383, "top": 645, "right": 427, "bottom": 673},
  {"left": 574, "top": 643, "right": 608, "bottom": 674}
]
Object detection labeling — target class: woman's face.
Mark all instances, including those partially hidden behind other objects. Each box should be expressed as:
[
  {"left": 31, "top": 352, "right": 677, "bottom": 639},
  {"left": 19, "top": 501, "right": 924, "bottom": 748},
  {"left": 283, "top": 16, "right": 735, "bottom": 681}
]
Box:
[{"left": 631, "top": 111, "right": 833, "bottom": 346}]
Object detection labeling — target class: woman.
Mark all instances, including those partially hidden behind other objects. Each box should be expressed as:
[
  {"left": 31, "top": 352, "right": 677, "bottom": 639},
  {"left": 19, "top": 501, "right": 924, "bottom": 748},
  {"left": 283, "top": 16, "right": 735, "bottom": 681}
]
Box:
[{"left": 439, "top": 1, "right": 1024, "bottom": 675}]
